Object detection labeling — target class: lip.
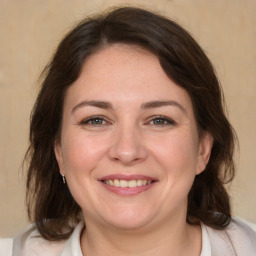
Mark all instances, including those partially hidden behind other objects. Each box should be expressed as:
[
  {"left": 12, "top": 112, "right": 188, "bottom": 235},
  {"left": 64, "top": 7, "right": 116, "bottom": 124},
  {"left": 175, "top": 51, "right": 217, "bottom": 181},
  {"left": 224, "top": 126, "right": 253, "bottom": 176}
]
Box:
[
  {"left": 99, "top": 174, "right": 156, "bottom": 181},
  {"left": 98, "top": 174, "right": 158, "bottom": 196}
]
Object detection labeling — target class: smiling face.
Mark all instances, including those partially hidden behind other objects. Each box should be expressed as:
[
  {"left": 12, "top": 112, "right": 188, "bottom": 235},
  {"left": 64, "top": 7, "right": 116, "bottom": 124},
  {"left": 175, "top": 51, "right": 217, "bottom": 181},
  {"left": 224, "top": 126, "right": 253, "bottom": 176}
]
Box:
[{"left": 54, "top": 44, "right": 212, "bottom": 231}]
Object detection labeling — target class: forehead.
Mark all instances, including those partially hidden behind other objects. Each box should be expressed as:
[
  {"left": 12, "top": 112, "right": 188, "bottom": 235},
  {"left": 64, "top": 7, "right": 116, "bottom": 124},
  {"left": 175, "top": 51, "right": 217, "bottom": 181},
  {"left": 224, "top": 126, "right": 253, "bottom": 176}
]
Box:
[
  {"left": 64, "top": 44, "right": 193, "bottom": 113},
  {"left": 83, "top": 44, "right": 161, "bottom": 81}
]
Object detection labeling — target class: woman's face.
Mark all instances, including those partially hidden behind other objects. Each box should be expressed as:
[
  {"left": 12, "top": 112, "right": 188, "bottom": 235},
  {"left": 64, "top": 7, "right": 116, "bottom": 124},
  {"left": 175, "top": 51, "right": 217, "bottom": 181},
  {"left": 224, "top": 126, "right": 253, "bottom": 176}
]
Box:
[{"left": 55, "top": 44, "right": 212, "bottom": 231}]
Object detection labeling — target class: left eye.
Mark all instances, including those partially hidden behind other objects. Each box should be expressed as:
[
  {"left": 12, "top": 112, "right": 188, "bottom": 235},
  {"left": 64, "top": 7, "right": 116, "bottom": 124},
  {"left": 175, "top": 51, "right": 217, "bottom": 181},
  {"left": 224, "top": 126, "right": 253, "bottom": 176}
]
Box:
[{"left": 148, "top": 117, "right": 175, "bottom": 126}]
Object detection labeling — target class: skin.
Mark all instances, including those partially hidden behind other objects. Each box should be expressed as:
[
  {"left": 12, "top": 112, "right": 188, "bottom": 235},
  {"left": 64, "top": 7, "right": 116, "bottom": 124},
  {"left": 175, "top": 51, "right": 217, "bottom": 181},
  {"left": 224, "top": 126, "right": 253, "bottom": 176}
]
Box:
[{"left": 55, "top": 44, "right": 213, "bottom": 256}]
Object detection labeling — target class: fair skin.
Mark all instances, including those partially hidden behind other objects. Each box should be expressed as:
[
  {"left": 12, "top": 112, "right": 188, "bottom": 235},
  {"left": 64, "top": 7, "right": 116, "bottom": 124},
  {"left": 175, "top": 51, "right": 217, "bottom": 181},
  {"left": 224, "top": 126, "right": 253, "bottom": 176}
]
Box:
[{"left": 55, "top": 44, "right": 213, "bottom": 256}]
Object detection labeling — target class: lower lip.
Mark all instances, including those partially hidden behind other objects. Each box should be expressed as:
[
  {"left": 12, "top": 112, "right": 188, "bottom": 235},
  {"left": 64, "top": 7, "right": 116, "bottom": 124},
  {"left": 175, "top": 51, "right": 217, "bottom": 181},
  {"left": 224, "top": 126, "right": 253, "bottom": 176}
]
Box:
[{"left": 100, "top": 182, "right": 156, "bottom": 196}]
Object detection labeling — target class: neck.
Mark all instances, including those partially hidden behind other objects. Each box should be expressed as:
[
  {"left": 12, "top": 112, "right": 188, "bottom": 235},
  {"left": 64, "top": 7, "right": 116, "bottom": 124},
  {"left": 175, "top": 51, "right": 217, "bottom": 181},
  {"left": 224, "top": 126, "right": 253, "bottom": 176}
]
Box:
[{"left": 80, "top": 214, "right": 202, "bottom": 256}]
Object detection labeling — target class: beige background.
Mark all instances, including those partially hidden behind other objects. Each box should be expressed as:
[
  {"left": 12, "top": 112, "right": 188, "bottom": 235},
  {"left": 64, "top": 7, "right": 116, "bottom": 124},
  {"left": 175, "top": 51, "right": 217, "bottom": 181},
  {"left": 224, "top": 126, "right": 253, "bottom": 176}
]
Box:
[{"left": 0, "top": 0, "right": 255, "bottom": 237}]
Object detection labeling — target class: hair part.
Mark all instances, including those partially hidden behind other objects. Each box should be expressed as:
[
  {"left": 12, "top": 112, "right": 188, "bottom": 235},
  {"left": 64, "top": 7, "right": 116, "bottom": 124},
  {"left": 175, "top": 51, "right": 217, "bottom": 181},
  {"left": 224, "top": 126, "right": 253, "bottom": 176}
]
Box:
[{"left": 25, "top": 6, "right": 236, "bottom": 240}]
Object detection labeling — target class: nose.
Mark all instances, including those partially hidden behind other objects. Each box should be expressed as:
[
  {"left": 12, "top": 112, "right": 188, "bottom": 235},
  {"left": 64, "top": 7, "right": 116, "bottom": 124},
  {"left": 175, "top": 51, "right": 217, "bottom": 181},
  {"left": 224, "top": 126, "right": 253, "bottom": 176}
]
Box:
[{"left": 107, "top": 125, "right": 148, "bottom": 165}]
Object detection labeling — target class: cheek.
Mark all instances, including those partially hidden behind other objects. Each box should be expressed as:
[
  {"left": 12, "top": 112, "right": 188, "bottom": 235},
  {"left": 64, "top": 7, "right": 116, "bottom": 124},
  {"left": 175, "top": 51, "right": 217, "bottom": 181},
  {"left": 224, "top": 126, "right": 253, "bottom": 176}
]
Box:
[
  {"left": 60, "top": 132, "right": 110, "bottom": 210},
  {"left": 149, "top": 131, "right": 199, "bottom": 188},
  {"left": 61, "top": 132, "right": 109, "bottom": 177},
  {"left": 152, "top": 131, "right": 198, "bottom": 166}
]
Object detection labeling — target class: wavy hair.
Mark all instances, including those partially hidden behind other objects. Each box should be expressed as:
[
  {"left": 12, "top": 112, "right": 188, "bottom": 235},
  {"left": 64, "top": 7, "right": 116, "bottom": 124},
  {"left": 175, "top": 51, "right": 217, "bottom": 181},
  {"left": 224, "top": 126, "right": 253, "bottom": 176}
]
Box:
[{"left": 25, "top": 7, "right": 236, "bottom": 240}]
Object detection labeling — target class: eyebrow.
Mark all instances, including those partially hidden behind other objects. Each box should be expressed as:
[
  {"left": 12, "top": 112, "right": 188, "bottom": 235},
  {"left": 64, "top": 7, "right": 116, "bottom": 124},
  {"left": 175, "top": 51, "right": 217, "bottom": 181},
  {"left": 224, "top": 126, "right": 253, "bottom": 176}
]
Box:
[
  {"left": 71, "top": 100, "right": 187, "bottom": 115},
  {"left": 141, "top": 100, "right": 187, "bottom": 114},
  {"left": 71, "top": 100, "right": 113, "bottom": 113}
]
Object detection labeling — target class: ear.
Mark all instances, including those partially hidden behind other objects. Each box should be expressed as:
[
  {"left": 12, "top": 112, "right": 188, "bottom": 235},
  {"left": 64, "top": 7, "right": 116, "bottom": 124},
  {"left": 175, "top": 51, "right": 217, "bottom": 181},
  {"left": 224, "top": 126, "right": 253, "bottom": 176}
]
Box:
[
  {"left": 54, "top": 141, "right": 65, "bottom": 176},
  {"left": 196, "top": 131, "right": 213, "bottom": 175}
]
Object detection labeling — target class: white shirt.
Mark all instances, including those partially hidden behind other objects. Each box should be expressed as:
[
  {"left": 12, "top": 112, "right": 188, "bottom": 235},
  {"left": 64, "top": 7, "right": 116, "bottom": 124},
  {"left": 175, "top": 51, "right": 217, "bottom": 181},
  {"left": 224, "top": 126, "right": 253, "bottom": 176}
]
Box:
[
  {"left": 0, "top": 221, "right": 212, "bottom": 256},
  {"left": 200, "top": 223, "right": 211, "bottom": 256},
  {"left": 62, "top": 222, "right": 212, "bottom": 256},
  {"left": 58, "top": 222, "right": 212, "bottom": 255},
  {"left": 1, "top": 217, "right": 256, "bottom": 256}
]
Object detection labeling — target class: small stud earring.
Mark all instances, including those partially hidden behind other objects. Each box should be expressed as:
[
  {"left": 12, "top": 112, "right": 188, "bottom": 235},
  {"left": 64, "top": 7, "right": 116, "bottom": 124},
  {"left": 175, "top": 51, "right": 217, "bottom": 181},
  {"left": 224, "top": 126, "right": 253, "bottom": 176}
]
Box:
[{"left": 62, "top": 174, "right": 66, "bottom": 184}]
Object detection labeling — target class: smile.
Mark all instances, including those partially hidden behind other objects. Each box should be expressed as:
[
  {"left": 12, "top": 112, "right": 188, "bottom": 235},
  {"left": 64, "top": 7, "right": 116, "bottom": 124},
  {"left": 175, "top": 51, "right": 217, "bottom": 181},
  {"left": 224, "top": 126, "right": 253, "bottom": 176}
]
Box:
[
  {"left": 102, "top": 179, "right": 153, "bottom": 188},
  {"left": 99, "top": 175, "right": 157, "bottom": 195}
]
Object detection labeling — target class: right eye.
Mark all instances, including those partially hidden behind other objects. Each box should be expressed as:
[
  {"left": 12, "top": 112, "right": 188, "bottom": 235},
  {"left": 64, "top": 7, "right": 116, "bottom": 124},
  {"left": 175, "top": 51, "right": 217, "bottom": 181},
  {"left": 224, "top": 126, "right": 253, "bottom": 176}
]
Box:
[{"left": 80, "top": 116, "right": 109, "bottom": 126}]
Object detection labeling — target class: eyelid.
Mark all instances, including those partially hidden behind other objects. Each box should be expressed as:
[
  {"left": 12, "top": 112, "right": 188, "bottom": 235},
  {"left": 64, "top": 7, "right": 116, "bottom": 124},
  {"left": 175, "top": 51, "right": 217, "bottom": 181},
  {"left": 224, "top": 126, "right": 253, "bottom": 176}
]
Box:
[
  {"left": 145, "top": 115, "right": 176, "bottom": 126},
  {"left": 77, "top": 115, "right": 176, "bottom": 127},
  {"left": 79, "top": 115, "right": 112, "bottom": 126}
]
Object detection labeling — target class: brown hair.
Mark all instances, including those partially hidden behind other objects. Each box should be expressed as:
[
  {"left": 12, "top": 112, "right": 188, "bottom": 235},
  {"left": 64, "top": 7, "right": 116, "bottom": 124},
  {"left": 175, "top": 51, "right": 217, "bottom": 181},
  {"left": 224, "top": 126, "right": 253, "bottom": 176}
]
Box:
[{"left": 26, "top": 7, "right": 236, "bottom": 240}]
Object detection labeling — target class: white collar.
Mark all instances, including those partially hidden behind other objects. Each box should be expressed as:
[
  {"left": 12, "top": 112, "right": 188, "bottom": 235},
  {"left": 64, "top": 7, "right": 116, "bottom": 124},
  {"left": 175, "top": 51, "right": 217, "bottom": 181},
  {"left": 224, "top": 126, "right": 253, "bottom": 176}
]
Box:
[
  {"left": 60, "top": 222, "right": 84, "bottom": 256},
  {"left": 59, "top": 221, "right": 211, "bottom": 256},
  {"left": 200, "top": 222, "right": 212, "bottom": 256}
]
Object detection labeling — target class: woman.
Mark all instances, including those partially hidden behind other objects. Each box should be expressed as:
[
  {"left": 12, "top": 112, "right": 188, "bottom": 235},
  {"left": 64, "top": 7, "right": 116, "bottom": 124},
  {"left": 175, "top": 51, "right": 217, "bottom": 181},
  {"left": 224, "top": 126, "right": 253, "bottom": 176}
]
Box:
[{"left": 1, "top": 6, "right": 256, "bottom": 256}]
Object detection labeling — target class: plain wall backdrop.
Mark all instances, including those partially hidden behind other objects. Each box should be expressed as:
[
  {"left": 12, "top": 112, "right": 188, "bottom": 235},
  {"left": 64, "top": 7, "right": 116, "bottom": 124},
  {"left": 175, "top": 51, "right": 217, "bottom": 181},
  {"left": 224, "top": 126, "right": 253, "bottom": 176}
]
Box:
[{"left": 0, "top": 0, "right": 255, "bottom": 237}]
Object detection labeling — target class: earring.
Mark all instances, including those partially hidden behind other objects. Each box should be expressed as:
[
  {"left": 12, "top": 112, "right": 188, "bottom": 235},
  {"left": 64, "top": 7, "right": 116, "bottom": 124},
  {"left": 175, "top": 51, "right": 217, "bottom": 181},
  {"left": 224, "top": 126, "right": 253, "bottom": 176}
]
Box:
[{"left": 62, "top": 174, "right": 66, "bottom": 184}]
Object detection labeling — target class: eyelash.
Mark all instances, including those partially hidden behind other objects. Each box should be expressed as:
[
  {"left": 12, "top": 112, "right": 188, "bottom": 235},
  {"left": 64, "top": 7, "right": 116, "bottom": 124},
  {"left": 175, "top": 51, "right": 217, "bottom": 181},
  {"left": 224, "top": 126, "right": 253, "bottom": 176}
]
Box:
[
  {"left": 79, "top": 115, "right": 176, "bottom": 127},
  {"left": 147, "top": 116, "right": 176, "bottom": 126},
  {"left": 79, "top": 116, "right": 110, "bottom": 126}
]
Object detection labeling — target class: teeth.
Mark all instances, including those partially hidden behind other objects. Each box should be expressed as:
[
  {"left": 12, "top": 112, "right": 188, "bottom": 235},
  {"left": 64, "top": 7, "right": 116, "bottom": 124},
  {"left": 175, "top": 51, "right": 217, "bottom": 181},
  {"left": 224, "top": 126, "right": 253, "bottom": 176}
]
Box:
[
  {"left": 114, "top": 179, "right": 120, "bottom": 187},
  {"left": 128, "top": 180, "right": 137, "bottom": 188},
  {"left": 103, "top": 179, "right": 153, "bottom": 188},
  {"left": 120, "top": 180, "right": 128, "bottom": 187},
  {"left": 137, "top": 180, "right": 143, "bottom": 186}
]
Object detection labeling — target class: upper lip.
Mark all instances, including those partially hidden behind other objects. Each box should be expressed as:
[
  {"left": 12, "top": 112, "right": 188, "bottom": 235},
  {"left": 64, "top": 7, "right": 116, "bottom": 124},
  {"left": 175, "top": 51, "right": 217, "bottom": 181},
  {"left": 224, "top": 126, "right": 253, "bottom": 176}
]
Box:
[{"left": 99, "top": 174, "right": 157, "bottom": 181}]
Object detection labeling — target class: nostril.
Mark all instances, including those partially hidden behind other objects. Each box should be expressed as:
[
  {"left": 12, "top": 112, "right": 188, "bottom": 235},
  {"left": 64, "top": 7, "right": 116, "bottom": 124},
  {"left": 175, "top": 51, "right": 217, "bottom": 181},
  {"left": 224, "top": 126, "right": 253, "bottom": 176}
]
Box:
[{"left": 107, "top": 136, "right": 148, "bottom": 165}]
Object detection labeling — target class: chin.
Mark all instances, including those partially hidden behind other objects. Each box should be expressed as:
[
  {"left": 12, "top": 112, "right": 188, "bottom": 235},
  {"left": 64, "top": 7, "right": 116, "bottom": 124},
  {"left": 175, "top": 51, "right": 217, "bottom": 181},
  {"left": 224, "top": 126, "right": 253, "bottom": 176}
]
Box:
[
  {"left": 99, "top": 206, "right": 157, "bottom": 231},
  {"left": 106, "top": 218, "right": 152, "bottom": 231}
]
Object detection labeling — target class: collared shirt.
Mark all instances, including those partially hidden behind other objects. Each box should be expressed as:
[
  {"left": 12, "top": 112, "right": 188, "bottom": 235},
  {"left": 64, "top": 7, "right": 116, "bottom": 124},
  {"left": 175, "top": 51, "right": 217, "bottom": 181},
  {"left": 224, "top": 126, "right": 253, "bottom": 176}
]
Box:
[
  {"left": 1, "top": 218, "right": 256, "bottom": 256},
  {"left": 62, "top": 222, "right": 212, "bottom": 255},
  {"left": 201, "top": 223, "right": 211, "bottom": 256},
  {"left": 0, "top": 221, "right": 211, "bottom": 256},
  {"left": 54, "top": 222, "right": 211, "bottom": 255}
]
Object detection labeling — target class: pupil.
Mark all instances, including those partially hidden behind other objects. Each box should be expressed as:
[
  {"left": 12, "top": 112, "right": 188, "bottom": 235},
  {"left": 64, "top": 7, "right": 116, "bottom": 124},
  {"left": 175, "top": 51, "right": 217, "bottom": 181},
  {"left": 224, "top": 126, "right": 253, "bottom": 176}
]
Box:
[
  {"left": 94, "top": 119, "right": 101, "bottom": 124},
  {"left": 155, "top": 119, "right": 163, "bottom": 124}
]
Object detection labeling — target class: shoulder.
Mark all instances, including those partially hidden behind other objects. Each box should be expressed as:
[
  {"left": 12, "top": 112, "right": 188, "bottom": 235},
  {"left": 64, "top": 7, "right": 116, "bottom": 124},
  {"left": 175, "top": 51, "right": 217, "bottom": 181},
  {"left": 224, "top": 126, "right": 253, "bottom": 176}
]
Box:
[
  {"left": 12, "top": 223, "right": 66, "bottom": 256},
  {"left": 0, "top": 238, "right": 13, "bottom": 256},
  {"left": 1, "top": 222, "right": 84, "bottom": 256},
  {"left": 205, "top": 217, "right": 256, "bottom": 255}
]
